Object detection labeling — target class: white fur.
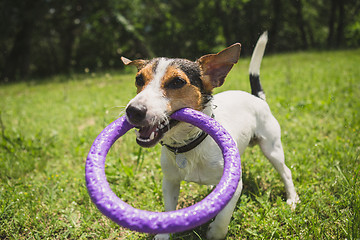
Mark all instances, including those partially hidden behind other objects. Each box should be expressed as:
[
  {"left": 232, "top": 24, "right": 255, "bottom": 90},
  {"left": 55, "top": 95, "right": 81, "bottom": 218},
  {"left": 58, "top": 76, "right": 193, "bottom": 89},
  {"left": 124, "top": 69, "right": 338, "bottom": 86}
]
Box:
[
  {"left": 153, "top": 90, "right": 299, "bottom": 240},
  {"left": 126, "top": 58, "right": 172, "bottom": 126},
  {"left": 154, "top": 58, "right": 173, "bottom": 85},
  {"left": 249, "top": 31, "right": 268, "bottom": 76},
  {"left": 126, "top": 41, "right": 298, "bottom": 240}
]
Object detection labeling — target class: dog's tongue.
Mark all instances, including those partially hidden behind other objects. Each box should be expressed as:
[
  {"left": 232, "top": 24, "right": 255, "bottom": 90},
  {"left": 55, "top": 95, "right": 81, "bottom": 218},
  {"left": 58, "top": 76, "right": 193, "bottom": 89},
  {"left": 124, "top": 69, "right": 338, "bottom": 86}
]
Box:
[
  {"left": 136, "top": 125, "right": 161, "bottom": 148},
  {"left": 139, "top": 125, "right": 157, "bottom": 139},
  {"left": 135, "top": 119, "right": 179, "bottom": 148}
]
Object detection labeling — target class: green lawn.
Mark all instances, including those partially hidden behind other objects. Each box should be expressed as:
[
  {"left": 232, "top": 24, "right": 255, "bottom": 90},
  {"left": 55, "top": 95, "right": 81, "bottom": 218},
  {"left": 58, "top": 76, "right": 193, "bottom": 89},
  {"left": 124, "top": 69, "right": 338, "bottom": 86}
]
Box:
[{"left": 1, "top": 49, "right": 359, "bottom": 239}]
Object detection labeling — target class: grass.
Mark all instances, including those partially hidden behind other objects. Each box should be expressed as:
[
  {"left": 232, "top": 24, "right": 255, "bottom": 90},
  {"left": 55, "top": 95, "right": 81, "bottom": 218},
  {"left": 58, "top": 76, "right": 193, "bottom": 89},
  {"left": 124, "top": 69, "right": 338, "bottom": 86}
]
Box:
[{"left": 1, "top": 49, "right": 359, "bottom": 239}]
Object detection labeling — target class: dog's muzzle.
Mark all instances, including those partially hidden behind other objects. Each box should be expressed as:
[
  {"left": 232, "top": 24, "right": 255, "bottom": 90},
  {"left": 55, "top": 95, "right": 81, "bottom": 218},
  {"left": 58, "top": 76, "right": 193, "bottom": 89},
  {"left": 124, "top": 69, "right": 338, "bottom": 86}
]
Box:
[{"left": 126, "top": 104, "right": 179, "bottom": 148}]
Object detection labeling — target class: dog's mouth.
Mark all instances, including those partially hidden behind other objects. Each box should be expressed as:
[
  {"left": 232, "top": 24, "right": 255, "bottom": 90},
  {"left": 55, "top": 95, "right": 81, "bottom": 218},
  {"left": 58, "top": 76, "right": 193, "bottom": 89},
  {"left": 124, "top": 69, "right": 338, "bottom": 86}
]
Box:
[{"left": 134, "top": 119, "right": 179, "bottom": 148}]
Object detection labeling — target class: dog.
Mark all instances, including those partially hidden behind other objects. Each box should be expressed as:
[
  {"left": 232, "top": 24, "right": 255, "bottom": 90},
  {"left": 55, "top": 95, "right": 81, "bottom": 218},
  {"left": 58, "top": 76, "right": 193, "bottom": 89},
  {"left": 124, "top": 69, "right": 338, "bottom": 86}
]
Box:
[{"left": 121, "top": 32, "right": 299, "bottom": 240}]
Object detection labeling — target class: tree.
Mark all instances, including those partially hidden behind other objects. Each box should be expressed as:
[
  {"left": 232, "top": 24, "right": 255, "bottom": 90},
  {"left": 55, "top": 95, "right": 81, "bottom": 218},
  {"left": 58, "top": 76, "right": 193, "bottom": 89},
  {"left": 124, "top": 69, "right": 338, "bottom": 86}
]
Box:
[
  {"left": 0, "top": 0, "right": 358, "bottom": 82},
  {"left": 1, "top": 0, "right": 47, "bottom": 81}
]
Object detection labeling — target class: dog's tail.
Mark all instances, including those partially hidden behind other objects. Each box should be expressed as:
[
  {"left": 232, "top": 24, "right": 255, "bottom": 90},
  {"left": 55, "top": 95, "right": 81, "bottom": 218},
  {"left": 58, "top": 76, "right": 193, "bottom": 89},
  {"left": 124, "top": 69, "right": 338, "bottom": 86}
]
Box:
[{"left": 249, "top": 31, "right": 268, "bottom": 101}]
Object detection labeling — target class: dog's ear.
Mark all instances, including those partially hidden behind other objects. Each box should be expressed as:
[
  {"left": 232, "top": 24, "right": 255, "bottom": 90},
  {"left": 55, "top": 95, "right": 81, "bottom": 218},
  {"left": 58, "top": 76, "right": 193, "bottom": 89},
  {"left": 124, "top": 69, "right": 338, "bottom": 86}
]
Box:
[
  {"left": 197, "top": 43, "right": 241, "bottom": 90},
  {"left": 121, "top": 57, "right": 148, "bottom": 71}
]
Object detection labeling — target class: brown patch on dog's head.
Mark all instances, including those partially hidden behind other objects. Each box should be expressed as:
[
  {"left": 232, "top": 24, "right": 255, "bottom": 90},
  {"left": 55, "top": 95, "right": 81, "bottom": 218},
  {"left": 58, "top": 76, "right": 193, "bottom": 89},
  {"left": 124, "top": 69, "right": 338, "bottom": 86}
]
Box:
[
  {"left": 161, "top": 65, "right": 203, "bottom": 113},
  {"left": 134, "top": 63, "right": 155, "bottom": 93}
]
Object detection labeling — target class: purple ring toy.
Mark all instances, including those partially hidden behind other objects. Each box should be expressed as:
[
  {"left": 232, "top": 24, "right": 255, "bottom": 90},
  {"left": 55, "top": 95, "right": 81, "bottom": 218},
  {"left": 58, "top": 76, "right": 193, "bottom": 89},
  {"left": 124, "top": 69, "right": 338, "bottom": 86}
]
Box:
[{"left": 85, "top": 108, "right": 241, "bottom": 234}]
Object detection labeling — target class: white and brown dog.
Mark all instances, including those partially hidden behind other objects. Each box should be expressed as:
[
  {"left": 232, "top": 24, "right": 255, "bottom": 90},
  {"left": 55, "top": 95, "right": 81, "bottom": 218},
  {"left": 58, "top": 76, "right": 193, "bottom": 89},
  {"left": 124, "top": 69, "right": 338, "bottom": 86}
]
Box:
[{"left": 121, "top": 32, "right": 299, "bottom": 240}]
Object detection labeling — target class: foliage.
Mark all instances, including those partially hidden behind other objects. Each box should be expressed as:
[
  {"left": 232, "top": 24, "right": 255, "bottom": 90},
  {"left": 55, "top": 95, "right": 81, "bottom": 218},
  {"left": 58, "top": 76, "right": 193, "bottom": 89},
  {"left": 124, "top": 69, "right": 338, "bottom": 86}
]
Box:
[
  {"left": 0, "top": 49, "right": 359, "bottom": 239},
  {"left": 1, "top": 0, "right": 360, "bottom": 81}
]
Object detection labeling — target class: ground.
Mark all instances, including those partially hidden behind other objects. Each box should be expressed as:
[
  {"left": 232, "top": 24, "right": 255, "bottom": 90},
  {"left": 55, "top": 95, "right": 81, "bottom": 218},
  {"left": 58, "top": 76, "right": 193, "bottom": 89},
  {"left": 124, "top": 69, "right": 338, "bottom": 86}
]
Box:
[{"left": 0, "top": 49, "right": 359, "bottom": 239}]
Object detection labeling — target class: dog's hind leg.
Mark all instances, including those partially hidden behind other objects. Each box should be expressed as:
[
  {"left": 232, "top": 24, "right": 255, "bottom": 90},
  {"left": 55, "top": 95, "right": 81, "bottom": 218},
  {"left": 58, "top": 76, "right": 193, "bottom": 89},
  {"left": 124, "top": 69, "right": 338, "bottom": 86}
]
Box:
[
  {"left": 258, "top": 117, "right": 299, "bottom": 209},
  {"left": 206, "top": 178, "right": 243, "bottom": 240}
]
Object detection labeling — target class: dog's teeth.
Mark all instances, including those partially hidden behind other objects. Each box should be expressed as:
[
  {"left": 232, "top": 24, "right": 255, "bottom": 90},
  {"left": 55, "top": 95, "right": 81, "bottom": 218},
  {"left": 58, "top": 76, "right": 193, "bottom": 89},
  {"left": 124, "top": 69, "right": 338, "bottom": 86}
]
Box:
[
  {"left": 159, "top": 124, "right": 164, "bottom": 129},
  {"left": 149, "top": 132, "right": 155, "bottom": 140}
]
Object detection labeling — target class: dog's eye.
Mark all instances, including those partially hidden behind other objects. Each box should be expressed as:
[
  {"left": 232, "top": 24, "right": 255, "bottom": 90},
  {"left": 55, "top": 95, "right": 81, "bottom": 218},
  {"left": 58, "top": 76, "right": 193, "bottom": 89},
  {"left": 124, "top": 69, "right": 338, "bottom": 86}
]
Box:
[
  {"left": 166, "top": 77, "right": 186, "bottom": 89},
  {"left": 135, "top": 74, "right": 145, "bottom": 87}
]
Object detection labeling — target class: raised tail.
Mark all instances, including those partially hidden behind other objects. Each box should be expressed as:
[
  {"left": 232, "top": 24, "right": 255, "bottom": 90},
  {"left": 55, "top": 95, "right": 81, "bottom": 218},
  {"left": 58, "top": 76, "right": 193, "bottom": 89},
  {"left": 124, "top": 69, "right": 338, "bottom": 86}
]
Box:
[{"left": 249, "top": 31, "right": 268, "bottom": 101}]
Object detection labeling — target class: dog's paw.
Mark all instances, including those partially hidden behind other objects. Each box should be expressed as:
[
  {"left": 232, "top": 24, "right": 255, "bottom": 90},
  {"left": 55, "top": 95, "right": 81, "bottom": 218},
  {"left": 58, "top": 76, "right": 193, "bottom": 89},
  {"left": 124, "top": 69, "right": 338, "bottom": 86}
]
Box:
[
  {"left": 206, "top": 222, "right": 228, "bottom": 240},
  {"left": 153, "top": 233, "right": 170, "bottom": 240},
  {"left": 286, "top": 194, "right": 300, "bottom": 210}
]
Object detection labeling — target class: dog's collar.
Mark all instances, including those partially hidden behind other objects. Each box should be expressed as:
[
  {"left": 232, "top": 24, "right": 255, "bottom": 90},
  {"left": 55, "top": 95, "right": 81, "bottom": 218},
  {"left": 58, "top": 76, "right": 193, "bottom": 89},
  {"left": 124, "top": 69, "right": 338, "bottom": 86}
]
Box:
[
  {"left": 161, "top": 114, "right": 214, "bottom": 154},
  {"left": 161, "top": 130, "right": 209, "bottom": 154}
]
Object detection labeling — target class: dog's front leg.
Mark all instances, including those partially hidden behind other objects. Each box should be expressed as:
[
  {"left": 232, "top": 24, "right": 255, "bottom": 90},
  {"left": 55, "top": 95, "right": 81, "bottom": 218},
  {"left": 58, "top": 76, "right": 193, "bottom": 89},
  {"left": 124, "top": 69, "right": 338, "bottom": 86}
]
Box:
[
  {"left": 154, "top": 152, "right": 181, "bottom": 240},
  {"left": 153, "top": 177, "right": 180, "bottom": 240},
  {"left": 207, "top": 178, "right": 243, "bottom": 240},
  {"left": 162, "top": 177, "right": 181, "bottom": 212}
]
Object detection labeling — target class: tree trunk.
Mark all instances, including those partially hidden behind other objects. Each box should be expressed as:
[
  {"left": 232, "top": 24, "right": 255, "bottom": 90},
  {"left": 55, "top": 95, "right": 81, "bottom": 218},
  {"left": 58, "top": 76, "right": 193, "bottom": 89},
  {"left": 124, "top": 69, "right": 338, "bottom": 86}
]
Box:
[
  {"left": 1, "top": 18, "right": 34, "bottom": 81},
  {"left": 61, "top": 8, "right": 83, "bottom": 73},
  {"left": 269, "top": 0, "right": 282, "bottom": 52},
  {"left": 215, "top": 1, "right": 233, "bottom": 47},
  {"left": 292, "top": 0, "right": 308, "bottom": 49},
  {"left": 1, "top": 0, "right": 44, "bottom": 81},
  {"left": 336, "top": 0, "right": 345, "bottom": 47},
  {"left": 327, "top": 0, "right": 337, "bottom": 48}
]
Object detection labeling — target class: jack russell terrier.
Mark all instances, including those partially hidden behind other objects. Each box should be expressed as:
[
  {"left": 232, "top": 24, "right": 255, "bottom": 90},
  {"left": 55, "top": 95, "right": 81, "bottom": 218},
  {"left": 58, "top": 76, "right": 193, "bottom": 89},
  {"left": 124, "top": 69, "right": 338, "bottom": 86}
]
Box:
[{"left": 121, "top": 32, "right": 299, "bottom": 240}]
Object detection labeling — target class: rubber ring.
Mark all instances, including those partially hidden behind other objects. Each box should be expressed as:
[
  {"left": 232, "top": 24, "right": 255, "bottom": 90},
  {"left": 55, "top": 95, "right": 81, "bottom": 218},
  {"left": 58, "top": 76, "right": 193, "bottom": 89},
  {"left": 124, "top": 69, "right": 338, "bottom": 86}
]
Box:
[{"left": 85, "top": 108, "right": 241, "bottom": 234}]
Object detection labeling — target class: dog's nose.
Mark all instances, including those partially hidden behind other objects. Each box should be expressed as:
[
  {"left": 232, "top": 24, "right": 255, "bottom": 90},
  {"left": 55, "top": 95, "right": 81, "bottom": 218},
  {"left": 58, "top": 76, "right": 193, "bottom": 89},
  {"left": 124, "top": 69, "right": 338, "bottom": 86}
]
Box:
[{"left": 126, "top": 104, "right": 147, "bottom": 125}]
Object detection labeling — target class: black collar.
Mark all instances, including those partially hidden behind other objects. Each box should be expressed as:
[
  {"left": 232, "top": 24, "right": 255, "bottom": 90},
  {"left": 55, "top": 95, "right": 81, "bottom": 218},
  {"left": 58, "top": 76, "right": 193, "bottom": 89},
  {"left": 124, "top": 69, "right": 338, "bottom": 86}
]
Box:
[
  {"left": 161, "top": 114, "right": 214, "bottom": 154},
  {"left": 161, "top": 131, "right": 208, "bottom": 154}
]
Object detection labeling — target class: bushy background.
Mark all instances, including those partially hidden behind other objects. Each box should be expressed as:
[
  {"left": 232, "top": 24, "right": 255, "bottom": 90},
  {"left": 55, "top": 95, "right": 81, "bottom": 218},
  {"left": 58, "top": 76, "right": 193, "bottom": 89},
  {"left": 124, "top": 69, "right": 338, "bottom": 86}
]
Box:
[{"left": 1, "top": 0, "right": 360, "bottom": 81}]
